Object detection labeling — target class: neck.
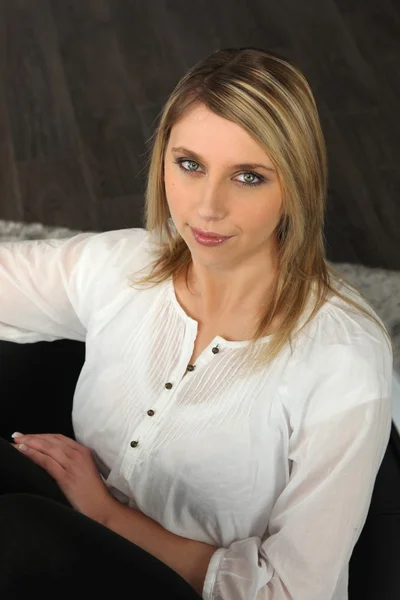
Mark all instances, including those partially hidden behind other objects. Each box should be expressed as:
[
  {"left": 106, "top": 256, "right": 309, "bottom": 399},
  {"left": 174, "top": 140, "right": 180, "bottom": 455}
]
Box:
[{"left": 185, "top": 259, "right": 278, "bottom": 321}]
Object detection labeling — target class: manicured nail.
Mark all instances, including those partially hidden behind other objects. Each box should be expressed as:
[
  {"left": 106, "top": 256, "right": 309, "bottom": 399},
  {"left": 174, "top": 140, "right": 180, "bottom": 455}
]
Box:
[
  {"left": 18, "top": 444, "right": 29, "bottom": 451},
  {"left": 11, "top": 432, "right": 24, "bottom": 439}
]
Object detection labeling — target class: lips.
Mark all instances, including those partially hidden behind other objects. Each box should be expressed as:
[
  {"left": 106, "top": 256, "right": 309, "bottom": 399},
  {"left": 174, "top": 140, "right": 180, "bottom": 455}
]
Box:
[{"left": 191, "top": 227, "right": 231, "bottom": 239}]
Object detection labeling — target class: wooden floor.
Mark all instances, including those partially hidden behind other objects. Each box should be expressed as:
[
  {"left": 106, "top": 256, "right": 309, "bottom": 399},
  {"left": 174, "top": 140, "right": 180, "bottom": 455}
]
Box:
[{"left": 0, "top": 0, "right": 399, "bottom": 269}]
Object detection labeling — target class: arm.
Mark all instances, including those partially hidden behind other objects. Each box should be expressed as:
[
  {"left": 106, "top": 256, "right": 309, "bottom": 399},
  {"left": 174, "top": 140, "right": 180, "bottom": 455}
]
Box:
[
  {"left": 201, "top": 332, "right": 392, "bottom": 599},
  {"left": 0, "top": 234, "right": 96, "bottom": 342},
  {"left": 0, "top": 229, "right": 147, "bottom": 343},
  {"left": 102, "top": 498, "right": 218, "bottom": 596}
]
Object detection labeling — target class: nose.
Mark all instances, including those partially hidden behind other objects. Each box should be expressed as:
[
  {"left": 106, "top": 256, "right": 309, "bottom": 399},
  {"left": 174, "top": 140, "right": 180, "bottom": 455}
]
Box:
[{"left": 196, "top": 182, "right": 227, "bottom": 221}]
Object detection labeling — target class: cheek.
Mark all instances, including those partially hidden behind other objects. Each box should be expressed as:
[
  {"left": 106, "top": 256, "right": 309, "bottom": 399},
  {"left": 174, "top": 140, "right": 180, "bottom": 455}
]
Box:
[
  {"left": 251, "top": 190, "right": 283, "bottom": 225},
  {"left": 237, "top": 202, "right": 278, "bottom": 230},
  {"left": 164, "top": 168, "right": 177, "bottom": 207},
  {"left": 165, "top": 173, "right": 191, "bottom": 218},
  {"left": 164, "top": 166, "right": 181, "bottom": 199}
]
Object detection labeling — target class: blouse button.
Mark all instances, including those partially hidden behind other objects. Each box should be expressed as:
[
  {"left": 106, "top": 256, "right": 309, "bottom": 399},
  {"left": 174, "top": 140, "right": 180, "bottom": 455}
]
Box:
[
  {"left": 147, "top": 409, "right": 155, "bottom": 416},
  {"left": 165, "top": 382, "right": 173, "bottom": 389},
  {"left": 187, "top": 364, "right": 195, "bottom": 372},
  {"left": 212, "top": 346, "right": 220, "bottom": 354},
  {"left": 130, "top": 440, "right": 138, "bottom": 448}
]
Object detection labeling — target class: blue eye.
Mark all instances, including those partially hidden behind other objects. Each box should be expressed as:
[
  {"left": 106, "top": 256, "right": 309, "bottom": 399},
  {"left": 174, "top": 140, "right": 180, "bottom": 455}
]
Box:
[{"left": 173, "top": 158, "right": 265, "bottom": 187}]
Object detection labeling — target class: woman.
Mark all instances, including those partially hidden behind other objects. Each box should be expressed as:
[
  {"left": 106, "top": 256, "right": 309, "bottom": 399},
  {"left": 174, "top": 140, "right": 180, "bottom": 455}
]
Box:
[{"left": 0, "top": 47, "right": 394, "bottom": 599}]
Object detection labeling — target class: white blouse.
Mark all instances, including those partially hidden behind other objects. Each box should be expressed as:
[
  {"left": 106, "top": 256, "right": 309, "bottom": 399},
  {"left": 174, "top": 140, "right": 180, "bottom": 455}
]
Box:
[{"left": 0, "top": 227, "right": 393, "bottom": 600}]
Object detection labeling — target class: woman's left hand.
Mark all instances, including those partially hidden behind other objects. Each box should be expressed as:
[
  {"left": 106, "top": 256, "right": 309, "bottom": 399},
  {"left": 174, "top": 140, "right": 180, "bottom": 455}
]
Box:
[{"left": 12, "top": 432, "right": 114, "bottom": 525}]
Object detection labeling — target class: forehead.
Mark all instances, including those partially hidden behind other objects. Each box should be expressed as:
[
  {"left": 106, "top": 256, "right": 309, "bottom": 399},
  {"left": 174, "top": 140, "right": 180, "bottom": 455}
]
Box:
[
  {"left": 170, "top": 104, "right": 246, "bottom": 138},
  {"left": 168, "top": 104, "right": 271, "bottom": 163}
]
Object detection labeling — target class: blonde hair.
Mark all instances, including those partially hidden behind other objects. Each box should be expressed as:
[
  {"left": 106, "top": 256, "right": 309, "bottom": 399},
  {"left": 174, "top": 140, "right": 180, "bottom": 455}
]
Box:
[{"left": 129, "top": 47, "right": 393, "bottom": 378}]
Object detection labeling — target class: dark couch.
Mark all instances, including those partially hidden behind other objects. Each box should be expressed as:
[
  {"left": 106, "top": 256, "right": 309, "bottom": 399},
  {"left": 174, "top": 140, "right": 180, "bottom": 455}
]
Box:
[{"left": 1, "top": 339, "right": 400, "bottom": 599}]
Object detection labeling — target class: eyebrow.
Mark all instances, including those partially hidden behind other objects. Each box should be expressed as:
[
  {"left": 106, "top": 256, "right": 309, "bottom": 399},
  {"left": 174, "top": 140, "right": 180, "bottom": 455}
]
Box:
[{"left": 170, "top": 146, "right": 276, "bottom": 173}]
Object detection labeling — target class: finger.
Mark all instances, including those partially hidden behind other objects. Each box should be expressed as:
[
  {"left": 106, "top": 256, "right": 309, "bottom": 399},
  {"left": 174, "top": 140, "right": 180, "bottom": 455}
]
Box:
[
  {"left": 13, "top": 436, "right": 74, "bottom": 467},
  {"left": 13, "top": 434, "right": 78, "bottom": 455},
  {"left": 14, "top": 433, "right": 83, "bottom": 453},
  {"left": 51, "top": 434, "right": 84, "bottom": 451},
  {"left": 15, "top": 445, "right": 66, "bottom": 481}
]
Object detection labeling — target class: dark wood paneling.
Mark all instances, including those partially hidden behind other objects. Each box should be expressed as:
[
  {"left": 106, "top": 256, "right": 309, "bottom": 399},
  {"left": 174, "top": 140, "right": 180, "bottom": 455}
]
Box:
[
  {"left": 51, "top": 0, "right": 147, "bottom": 205},
  {"left": 0, "top": 0, "right": 22, "bottom": 221},
  {"left": 2, "top": 0, "right": 98, "bottom": 229}
]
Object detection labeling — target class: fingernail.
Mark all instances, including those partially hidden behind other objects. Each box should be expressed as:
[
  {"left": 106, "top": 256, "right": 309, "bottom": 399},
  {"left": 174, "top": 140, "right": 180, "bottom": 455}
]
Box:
[
  {"left": 18, "top": 444, "right": 29, "bottom": 451},
  {"left": 11, "top": 432, "right": 24, "bottom": 439}
]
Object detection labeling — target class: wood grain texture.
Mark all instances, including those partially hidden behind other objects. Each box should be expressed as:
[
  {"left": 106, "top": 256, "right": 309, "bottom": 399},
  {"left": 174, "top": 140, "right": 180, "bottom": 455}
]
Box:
[{"left": 0, "top": 0, "right": 22, "bottom": 221}]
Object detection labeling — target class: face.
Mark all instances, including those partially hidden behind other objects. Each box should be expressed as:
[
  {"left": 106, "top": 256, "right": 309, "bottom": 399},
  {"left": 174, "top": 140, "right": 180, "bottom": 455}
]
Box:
[{"left": 163, "top": 103, "right": 284, "bottom": 270}]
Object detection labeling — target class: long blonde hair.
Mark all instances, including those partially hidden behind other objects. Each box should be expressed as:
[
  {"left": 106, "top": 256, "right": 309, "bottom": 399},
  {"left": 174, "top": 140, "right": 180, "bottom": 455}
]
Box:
[{"left": 129, "top": 47, "right": 393, "bottom": 377}]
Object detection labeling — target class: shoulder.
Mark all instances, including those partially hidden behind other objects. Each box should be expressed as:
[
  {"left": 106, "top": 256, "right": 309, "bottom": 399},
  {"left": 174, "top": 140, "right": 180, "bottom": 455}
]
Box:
[
  {"left": 69, "top": 227, "right": 154, "bottom": 273},
  {"left": 65, "top": 228, "right": 156, "bottom": 311},
  {"left": 281, "top": 282, "right": 393, "bottom": 421},
  {"left": 76, "top": 227, "right": 150, "bottom": 255},
  {"left": 297, "top": 280, "right": 391, "bottom": 363}
]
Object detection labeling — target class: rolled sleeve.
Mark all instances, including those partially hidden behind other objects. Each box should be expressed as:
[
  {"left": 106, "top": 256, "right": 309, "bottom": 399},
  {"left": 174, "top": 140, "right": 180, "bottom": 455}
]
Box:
[{"left": 202, "top": 331, "right": 393, "bottom": 599}]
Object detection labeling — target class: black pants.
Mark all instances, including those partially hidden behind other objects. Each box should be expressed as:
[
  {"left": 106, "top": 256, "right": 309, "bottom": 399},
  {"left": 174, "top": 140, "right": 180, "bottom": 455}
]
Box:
[{"left": 0, "top": 436, "right": 202, "bottom": 599}]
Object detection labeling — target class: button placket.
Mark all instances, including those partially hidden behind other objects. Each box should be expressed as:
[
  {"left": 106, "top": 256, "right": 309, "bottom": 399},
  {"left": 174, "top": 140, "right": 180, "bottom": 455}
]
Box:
[
  {"left": 183, "top": 343, "right": 220, "bottom": 377},
  {"left": 129, "top": 343, "right": 221, "bottom": 450},
  {"left": 129, "top": 409, "right": 156, "bottom": 448}
]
